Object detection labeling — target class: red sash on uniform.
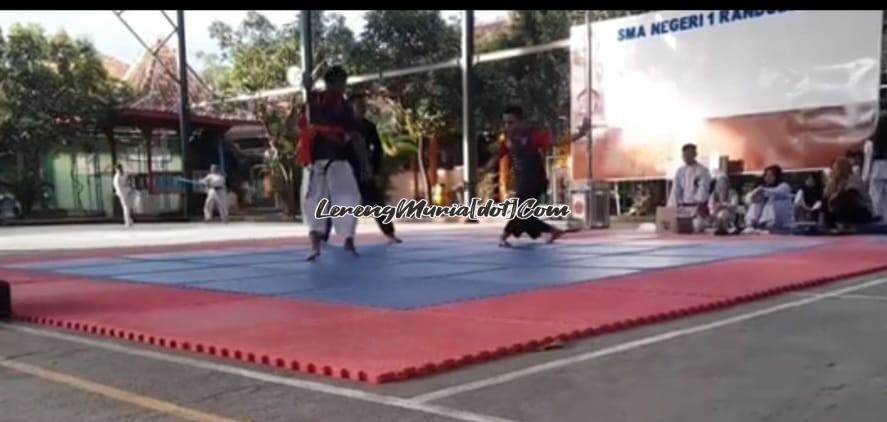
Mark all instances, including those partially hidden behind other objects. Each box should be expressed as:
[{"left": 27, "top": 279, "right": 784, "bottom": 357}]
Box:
[
  {"left": 296, "top": 93, "right": 350, "bottom": 167},
  {"left": 297, "top": 124, "right": 347, "bottom": 166}
]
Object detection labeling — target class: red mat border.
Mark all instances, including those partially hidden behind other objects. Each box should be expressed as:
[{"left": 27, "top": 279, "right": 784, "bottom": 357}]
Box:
[{"left": 5, "top": 237, "right": 885, "bottom": 383}]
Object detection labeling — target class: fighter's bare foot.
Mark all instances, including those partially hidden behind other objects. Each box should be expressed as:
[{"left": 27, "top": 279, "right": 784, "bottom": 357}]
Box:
[
  {"left": 306, "top": 232, "right": 322, "bottom": 261},
  {"left": 386, "top": 234, "right": 403, "bottom": 244},
  {"left": 546, "top": 228, "right": 566, "bottom": 244},
  {"left": 498, "top": 233, "right": 512, "bottom": 248},
  {"left": 344, "top": 237, "right": 359, "bottom": 257}
]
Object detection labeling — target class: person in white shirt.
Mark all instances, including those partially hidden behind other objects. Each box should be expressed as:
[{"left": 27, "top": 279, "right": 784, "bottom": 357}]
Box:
[
  {"left": 200, "top": 165, "right": 227, "bottom": 222},
  {"left": 862, "top": 110, "right": 886, "bottom": 220},
  {"left": 667, "top": 143, "right": 711, "bottom": 232},
  {"left": 112, "top": 164, "right": 133, "bottom": 227},
  {"left": 708, "top": 172, "right": 743, "bottom": 235},
  {"left": 745, "top": 165, "right": 794, "bottom": 233}
]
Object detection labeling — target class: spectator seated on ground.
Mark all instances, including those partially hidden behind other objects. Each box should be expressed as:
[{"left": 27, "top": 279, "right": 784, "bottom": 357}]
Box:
[
  {"left": 793, "top": 172, "right": 824, "bottom": 223},
  {"left": 627, "top": 185, "right": 652, "bottom": 216},
  {"left": 708, "top": 172, "right": 744, "bottom": 235},
  {"left": 822, "top": 157, "right": 874, "bottom": 233},
  {"left": 744, "top": 165, "right": 795, "bottom": 233},
  {"left": 846, "top": 149, "right": 865, "bottom": 178}
]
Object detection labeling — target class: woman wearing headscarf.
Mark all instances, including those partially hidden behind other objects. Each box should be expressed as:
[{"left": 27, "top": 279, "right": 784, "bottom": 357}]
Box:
[
  {"left": 823, "top": 157, "right": 873, "bottom": 231},
  {"left": 793, "top": 172, "right": 824, "bottom": 223},
  {"left": 744, "top": 165, "right": 795, "bottom": 233},
  {"left": 708, "top": 172, "right": 743, "bottom": 235}
]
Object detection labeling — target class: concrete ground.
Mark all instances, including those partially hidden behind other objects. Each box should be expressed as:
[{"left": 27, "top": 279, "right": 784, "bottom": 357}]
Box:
[{"left": 1, "top": 223, "right": 886, "bottom": 422}]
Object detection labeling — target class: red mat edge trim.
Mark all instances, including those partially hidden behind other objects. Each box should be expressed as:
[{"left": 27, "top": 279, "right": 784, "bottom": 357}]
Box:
[{"left": 11, "top": 265, "right": 885, "bottom": 384}]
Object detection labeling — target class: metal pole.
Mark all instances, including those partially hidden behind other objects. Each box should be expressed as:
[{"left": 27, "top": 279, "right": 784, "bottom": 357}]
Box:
[
  {"left": 195, "top": 38, "right": 572, "bottom": 108},
  {"left": 585, "top": 10, "right": 593, "bottom": 183},
  {"left": 176, "top": 10, "right": 192, "bottom": 218},
  {"left": 298, "top": 10, "right": 314, "bottom": 217},
  {"left": 300, "top": 10, "right": 314, "bottom": 121},
  {"left": 461, "top": 10, "right": 476, "bottom": 205}
]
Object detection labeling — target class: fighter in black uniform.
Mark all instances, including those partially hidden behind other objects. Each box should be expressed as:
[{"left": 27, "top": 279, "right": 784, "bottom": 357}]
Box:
[
  {"left": 484, "top": 105, "right": 590, "bottom": 247},
  {"left": 322, "top": 93, "right": 402, "bottom": 244}
]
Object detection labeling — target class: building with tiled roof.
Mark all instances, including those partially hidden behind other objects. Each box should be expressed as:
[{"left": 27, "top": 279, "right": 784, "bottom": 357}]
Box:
[{"left": 101, "top": 55, "right": 130, "bottom": 80}]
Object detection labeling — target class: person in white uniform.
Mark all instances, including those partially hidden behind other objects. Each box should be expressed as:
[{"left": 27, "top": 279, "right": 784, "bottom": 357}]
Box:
[
  {"left": 863, "top": 110, "right": 887, "bottom": 220},
  {"left": 667, "top": 143, "right": 712, "bottom": 232},
  {"left": 200, "top": 164, "right": 227, "bottom": 222},
  {"left": 298, "top": 65, "right": 369, "bottom": 260},
  {"left": 112, "top": 164, "right": 133, "bottom": 227},
  {"left": 744, "top": 165, "right": 794, "bottom": 233},
  {"left": 708, "top": 172, "right": 743, "bottom": 235}
]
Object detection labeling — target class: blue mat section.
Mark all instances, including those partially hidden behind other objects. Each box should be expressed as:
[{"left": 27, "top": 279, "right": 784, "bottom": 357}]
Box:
[
  {"left": 192, "top": 274, "right": 326, "bottom": 295},
  {"left": 563, "top": 255, "right": 718, "bottom": 269},
  {"left": 5, "top": 257, "right": 130, "bottom": 271},
  {"left": 556, "top": 244, "right": 660, "bottom": 255},
  {"left": 113, "top": 265, "right": 288, "bottom": 284},
  {"left": 125, "top": 251, "right": 238, "bottom": 261},
  {"left": 460, "top": 266, "right": 639, "bottom": 286},
  {"left": 13, "top": 235, "right": 826, "bottom": 310},
  {"left": 189, "top": 253, "right": 295, "bottom": 266},
  {"left": 58, "top": 261, "right": 206, "bottom": 277},
  {"left": 425, "top": 251, "right": 586, "bottom": 266},
  {"left": 283, "top": 277, "right": 541, "bottom": 310}
]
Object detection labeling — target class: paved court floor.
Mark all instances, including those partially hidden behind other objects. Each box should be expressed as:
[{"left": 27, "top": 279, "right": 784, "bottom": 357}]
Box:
[{"left": 2, "top": 223, "right": 886, "bottom": 421}]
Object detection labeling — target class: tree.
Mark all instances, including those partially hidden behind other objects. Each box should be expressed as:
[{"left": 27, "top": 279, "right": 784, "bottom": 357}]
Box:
[
  {"left": 353, "top": 11, "right": 462, "bottom": 198},
  {"left": 207, "top": 12, "right": 299, "bottom": 94},
  {"left": 206, "top": 11, "right": 358, "bottom": 95},
  {"left": 0, "top": 24, "right": 129, "bottom": 215},
  {"left": 373, "top": 97, "right": 445, "bottom": 200},
  {"left": 204, "top": 12, "right": 360, "bottom": 215},
  {"left": 255, "top": 98, "right": 300, "bottom": 215}
]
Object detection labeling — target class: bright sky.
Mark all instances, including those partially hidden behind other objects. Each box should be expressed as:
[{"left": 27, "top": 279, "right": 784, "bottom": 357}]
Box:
[{"left": 0, "top": 10, "right": 508, "bottom": 69}]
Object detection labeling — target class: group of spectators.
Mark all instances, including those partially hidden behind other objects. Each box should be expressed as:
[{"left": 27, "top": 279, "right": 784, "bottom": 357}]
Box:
[{"left": 668, "top": 110, "right": 886, "bottom": 235}]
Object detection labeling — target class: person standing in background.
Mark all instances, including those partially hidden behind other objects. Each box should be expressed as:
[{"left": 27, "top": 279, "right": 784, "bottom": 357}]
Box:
[
  {"left": 863, "top": 110, "right": 887, "bottom": 220},
  {"left": 200, "top": 165, "right": 228, "bottom": 223},
  {"left": 112, "top": 164, "right": 133, "bottom": 227},
  {"left": 667, "top": 143, "right": 712, "bottom": 232}
]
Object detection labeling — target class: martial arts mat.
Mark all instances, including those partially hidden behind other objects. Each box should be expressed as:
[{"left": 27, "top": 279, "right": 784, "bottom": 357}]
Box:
[{"left": 3, "top": 231, "right": 887, "bottom": 383}]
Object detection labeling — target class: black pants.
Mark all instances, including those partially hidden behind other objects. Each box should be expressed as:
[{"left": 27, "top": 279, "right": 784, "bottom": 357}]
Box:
[
  {"left": 823, "top": 190, "right": 872, "bottom": 228},
  {"left": 323, "top": 180, "right": 395, "bottom": 240},
  {"left": 503, "top": 178, "right": 554, "bottom": 239}
]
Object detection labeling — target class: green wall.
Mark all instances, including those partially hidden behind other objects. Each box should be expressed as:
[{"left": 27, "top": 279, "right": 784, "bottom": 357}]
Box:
[{"left": 47, "top": 137, "right": 185, "bottom": 216}]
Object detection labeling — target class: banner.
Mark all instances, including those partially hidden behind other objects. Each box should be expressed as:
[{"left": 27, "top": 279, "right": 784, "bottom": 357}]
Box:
[{"left": 572, "top": 10, "right": 884, "bottom": 180}]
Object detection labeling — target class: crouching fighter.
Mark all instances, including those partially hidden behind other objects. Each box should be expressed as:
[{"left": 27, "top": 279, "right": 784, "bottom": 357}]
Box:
[
  {"left": 299, "top": 65, "right": 371, "bottom": 260},
  {"left": 484, "top": 105, "right": 590, "bottom": 247}
]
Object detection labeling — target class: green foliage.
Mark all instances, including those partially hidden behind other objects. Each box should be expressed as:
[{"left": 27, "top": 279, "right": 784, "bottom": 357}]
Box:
[
  {"left": 205, "top": 11, "right": 358, "bottom": 95},
  {"left": 0, "top": 23, "right": 130, "bottom": 215},
  {"left": 203, "top": 10, "right": 654, "bottom": 206}
]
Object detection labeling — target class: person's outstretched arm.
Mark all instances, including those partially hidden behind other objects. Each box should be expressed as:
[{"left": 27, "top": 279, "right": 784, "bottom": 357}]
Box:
[{"left": 550, "top": 118, "right": 592, "bottom": 147}]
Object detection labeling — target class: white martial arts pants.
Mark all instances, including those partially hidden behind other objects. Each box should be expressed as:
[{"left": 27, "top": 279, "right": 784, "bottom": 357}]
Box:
[
  {"left": 204, "top": 188, "right": 228, "bottom": 221},
  {"left": 869, "top": 160, "right": 887, "bottom": 219},
  {"left": 116, "top": 189, "right": 133, "bottom": 227},
  {"left": 301, "top": 160, "right": 360, "bottom": 238}
]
